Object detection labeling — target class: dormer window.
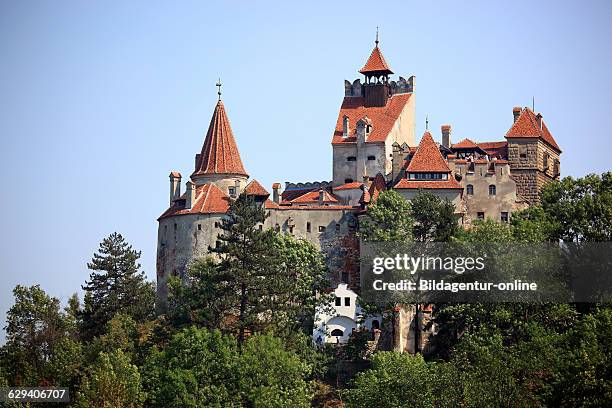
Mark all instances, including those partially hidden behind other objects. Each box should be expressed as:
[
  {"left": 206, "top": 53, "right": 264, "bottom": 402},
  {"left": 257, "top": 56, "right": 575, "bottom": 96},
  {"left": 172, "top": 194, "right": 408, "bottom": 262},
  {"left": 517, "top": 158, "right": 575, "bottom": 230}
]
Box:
[{"left": 408, "top": 173, "right": 448, "bottom": 180}]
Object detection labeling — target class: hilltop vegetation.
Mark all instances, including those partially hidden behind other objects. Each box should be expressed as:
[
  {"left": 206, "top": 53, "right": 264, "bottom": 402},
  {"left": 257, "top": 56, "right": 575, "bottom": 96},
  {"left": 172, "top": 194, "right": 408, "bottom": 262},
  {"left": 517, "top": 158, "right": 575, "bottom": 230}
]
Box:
[{"left": 1, "top": 173, "right": 611, "bottom": 407}]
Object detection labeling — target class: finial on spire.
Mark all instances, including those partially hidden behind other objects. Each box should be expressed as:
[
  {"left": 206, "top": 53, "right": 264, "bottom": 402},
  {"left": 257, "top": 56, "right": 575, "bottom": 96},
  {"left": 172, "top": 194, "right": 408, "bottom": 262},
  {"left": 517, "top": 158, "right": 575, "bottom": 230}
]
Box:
[
  {"left": 532, "top": 96, "right": 535, "bottom": 111},
  {"left": 375, "top": 26, "right": 379, "bottom": 47},
  {"left": 425, "top": 115, "right": 429, "bottom": 131},
  {"left": 216, "top": 78, "right": 222, "bottom": 101}
]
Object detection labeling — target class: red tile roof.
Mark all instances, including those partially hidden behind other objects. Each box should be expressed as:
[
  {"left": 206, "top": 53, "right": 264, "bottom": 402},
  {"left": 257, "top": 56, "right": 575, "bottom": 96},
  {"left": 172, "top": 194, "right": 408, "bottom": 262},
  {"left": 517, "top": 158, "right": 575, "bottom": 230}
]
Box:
[
  {"left": 169, "top": 171, "right": 182, "bottom": 178},
  {"left": 505, "top": 107, "right": 561, "bottom": 152},
  {"left": 244, "top": 179, "right": 269, "bottom": 197},
  {"left": 478, "top": 141, "right": 508, "bottom": 158},
  {"left": 452, "top": 138, "right": 479, "bottom": 149},
  {"left": 359, "top": 46, "right": 394, "bottom": 74},
  {"left": 331, "top": 93, "right": 412, "bottom": 144},
  {"left": 159, "top": 183, "right": 230, "bottom": 219},
  {"left": 335, "top": 181, "right": 364, "bottom": 191},
  {"left": 264, "top": 199, "right": 279, "bottom": 209},
  {"left": 394, "top": 178, "right": 463, "bottom": 190},
  {"left": 291, "top": 190, "right": 339, "bottom": 204},
  {"left": 369, "top": 173, "right": 387, "bottom": 202},
  {"left": 192, "top": 101, "right": 248, "bottom": 178},
  {"left": 406, "top": 132, "right": 451, "bottom": 173}
]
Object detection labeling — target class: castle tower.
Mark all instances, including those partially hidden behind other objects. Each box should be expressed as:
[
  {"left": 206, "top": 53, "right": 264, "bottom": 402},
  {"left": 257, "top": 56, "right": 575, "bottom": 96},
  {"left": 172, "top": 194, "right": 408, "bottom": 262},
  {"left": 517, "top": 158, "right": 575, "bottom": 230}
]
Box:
[
  {"left": 359, "top": 31, "right": 394, "bottom": 107},
  {"left": 332, "top": 32, "right": 416, "bottom": 187},
  {"left": 505, "top": 107, "right": 561, "bottom": 203},
  {"left": 191, "top": 89, "right": 249, "bottom": 195}
]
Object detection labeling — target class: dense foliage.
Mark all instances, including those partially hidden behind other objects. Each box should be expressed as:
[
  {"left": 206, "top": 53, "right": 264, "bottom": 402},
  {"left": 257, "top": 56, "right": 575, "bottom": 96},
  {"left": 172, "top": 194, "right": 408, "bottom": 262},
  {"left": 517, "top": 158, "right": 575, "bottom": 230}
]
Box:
[{"left": 0, "top": 174, "right": 610, "bottom": 407}]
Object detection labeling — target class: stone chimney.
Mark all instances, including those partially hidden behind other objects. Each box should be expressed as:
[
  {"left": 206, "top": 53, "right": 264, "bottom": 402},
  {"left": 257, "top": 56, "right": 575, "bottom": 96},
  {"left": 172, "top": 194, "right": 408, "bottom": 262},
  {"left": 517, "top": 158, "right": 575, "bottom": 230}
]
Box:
[
  {"left": 272, "top": 183, "right": 281, "bottom": 204},
  {"left": 169, "top": 172, "right": 182, "bottom": 206},
  {"left": 234, "top": 180, "right": 241, "bottom": 197},
  {"left": 318, "top": 188, "right": 325, "bottom": 205},
  {"left": 441, "top": 125, "right": 452, "bottom": 148},
  {"left": 342, "top": 115, "right": 350, "bottom": 137},
  {"left": 513, "top": 107, "right": 522, "bottom": 123},
  {"left": 535, "top": 113, "right": 543, "bottom": 130},
  {"left": 185, "top": 181, "right": 196, "bottom": 209}
]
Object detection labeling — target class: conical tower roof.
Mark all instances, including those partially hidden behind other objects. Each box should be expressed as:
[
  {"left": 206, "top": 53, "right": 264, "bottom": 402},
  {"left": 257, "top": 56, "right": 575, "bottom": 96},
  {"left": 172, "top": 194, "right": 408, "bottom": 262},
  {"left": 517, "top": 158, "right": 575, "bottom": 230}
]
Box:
[
  {"left": 192, "top": 100, "right": 248, "bottom": 177},
  {"left": 359, "top": 45, "right": 393, "bottom": 75}
]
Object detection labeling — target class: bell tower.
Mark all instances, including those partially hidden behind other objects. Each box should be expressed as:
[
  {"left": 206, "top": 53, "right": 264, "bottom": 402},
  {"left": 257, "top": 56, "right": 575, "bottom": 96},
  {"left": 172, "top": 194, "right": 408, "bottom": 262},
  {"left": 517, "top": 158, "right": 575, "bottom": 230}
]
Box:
[{"left": 359, "top": 29, "right": 394, "bottom": 107}]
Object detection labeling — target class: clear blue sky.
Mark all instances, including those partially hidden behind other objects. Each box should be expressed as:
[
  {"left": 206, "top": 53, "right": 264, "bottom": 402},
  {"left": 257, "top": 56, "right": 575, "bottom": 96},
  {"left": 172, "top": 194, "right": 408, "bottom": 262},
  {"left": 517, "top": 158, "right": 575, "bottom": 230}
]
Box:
[{"left": 1, "top": 0, "right": 611, "bottom": 341}]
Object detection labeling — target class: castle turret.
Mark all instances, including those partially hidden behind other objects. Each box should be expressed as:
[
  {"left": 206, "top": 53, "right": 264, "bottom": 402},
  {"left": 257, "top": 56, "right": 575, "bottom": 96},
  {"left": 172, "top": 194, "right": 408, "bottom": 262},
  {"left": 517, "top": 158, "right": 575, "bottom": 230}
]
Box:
[
  {"left": 191, "top": 84, "right": 248, "bottom": 194},
  {"left": 359, "top": 31, "right": 394, "bottom": 108}
]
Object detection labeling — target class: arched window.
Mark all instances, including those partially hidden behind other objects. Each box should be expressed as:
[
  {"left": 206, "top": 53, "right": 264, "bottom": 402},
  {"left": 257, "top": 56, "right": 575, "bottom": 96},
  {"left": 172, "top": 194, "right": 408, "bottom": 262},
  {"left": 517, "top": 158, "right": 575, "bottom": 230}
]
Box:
[
  {"left": 467, "top": 184, "right": 474, "bottom": 195},
  {"left": 331, "top": 329, "right": 344, "bottom": 337},
  {"left": 489, "top": 185, "right": 496, "bottom": 196}
]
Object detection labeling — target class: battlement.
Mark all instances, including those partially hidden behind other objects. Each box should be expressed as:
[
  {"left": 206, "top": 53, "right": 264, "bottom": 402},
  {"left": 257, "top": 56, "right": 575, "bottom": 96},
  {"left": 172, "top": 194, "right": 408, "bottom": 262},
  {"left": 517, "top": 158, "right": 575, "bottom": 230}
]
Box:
[
  {"left": 344, "top": 76, "right": 415, "bottom": 97},
  {"left": 284, "top": 181, "right": 332, "bottom": 191}
]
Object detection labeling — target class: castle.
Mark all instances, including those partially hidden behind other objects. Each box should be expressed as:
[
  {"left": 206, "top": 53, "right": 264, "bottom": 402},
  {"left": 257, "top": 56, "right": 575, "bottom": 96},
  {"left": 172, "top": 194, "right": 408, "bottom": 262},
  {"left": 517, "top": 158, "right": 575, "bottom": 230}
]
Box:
[{"left": 156, "top": 37, "right": 561, "bottom": 353}]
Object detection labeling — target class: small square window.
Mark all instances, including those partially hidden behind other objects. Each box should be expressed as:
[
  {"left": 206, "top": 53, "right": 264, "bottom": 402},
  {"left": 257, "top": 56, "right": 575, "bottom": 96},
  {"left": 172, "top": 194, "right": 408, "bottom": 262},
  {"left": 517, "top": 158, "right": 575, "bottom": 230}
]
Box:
[
  {"left": 477, "top": 212, "right": 485, "bottom": 220},
  {"left": 319, "top": 226, "right": 326, "bottom": 233},
  {"left": 259, "top": 225, "right": 263, "bottom": 230},
  {"left": 344, "top": 297, "right": 350, "bottom": 306},
  {"left": 335, "top": 297, "right": 341, "bottom": 306},
  {"left": 228, "top": 187, "right": 235, "bottom": 195},
  {"left": 501, "top": 212, "right": 509, "bottom": 223}
]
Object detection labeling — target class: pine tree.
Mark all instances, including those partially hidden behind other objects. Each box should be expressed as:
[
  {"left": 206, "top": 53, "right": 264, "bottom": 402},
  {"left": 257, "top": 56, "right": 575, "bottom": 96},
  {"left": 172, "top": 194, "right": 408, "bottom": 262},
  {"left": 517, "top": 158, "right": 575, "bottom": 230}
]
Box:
[{"left": 81, "top": 233, "right": 155, "bottom": 339}]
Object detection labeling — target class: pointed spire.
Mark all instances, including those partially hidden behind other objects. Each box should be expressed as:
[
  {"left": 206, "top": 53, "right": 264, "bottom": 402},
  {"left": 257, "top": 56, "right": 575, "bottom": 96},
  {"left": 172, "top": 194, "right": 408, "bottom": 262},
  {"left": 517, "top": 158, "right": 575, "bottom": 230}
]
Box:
[
  {"left": 192, "top": 93, "right": 248, "bottom": 178},
  {"left": 406, "top": 131, "right": 451, "bottom": 173},
  {"left": 359, "top": 28, "right": 394, "bottom": 75}
]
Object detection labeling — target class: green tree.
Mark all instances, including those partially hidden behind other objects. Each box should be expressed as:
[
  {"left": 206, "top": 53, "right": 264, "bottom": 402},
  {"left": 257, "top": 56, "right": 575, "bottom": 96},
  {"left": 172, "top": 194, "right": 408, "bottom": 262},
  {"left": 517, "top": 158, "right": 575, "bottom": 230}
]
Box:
[
  {"left": 142, "top": 327, "right": 311, "bottom": 408},
  {"left": 81, "top": 232, "right": 155, "bottom": 339},
  {"left": 346, "top": 352, "right": 437, "bottom": 407},
  {"left": 411, "top": 191, "right": 459, "bottom": 242},
  {"left": 1, "top": 285, "right": 68, "bottom": 386},
  {"left": 359, "top": 189, "right": 413, "bottom": 242},
  {"left": 539, "top": 172, "right": 612, "bottom": 242},
  {"left": 170, "top": 194, "right": 328, "bottom": 344},
  {"left": 74, "top": 349, "right": 145, "bottom": 408}
]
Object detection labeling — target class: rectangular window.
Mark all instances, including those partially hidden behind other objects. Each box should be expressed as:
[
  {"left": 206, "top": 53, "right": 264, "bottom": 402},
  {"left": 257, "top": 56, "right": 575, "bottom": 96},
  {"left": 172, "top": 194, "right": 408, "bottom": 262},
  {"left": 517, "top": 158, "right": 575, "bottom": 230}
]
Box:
[
  {"left": 335, "top": 297, "right": 341, "bottom": 306},
  {"left": 344, "top": 297, "right": 350, "bottom": 306},
  {"left": 259, "top": 225, "right": 263, "bottom": 230},
  {"left": 519, "top": 145, "right": 527, "bottom": 158},
  {"left": 347, "top": 156, "right": 357, "bottom": 162},
  {"left": 228, "top": 187, "right": 235, "bottom": 195},
  {"left": 367, "top": 155, "right": 376, "bottom": 161},
  {"left": 214, "top": 221, "right": 220, "bottom": 228},
  {"left": 335, "top": 223, "right": 341, "bottom": 232},
  {"left": 501, "top": 212, "right": 509, "bottom": 223},
  {"left": 477, "top": 212, "right": 485, "bottom": 220},
  {"left": 197, "top": 224, "right": 202, "bottom": 230},
  {"left": 306, "top": 222, "right": 311, "bottom": 233},
  {"left": 319, "top": 226, "right": 326, "bottom": 233}
]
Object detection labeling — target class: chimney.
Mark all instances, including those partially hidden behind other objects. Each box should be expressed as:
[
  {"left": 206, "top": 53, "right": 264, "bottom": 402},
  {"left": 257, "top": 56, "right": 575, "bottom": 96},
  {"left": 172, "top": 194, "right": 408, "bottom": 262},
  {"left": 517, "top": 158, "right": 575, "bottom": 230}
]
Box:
[
  {"left": 536, "top": 113, "right": 543, "bottom": 130},
  {"left": 513, "top": 107, "right": 522, "bottom": 123},
  {"left": 272, "top": 183, "right": 281, "bottom": 204},
  {"left": 441, "top": 125, "right": 452, "bottom": 148},
  {"left": 318, "top": 188, "right": 325, "bottom": 204},
  {"left": 233, "top": 180, "right": 241, "bottom": 198},
  {"left": 185, "top": 181, "right": 196, "bottom": 209},
  {"left": 342, "top": 115, "right": 350, "bottom": 137},
  {"left": 169, "top": 172, "right": 182, "bottom": 206}
]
